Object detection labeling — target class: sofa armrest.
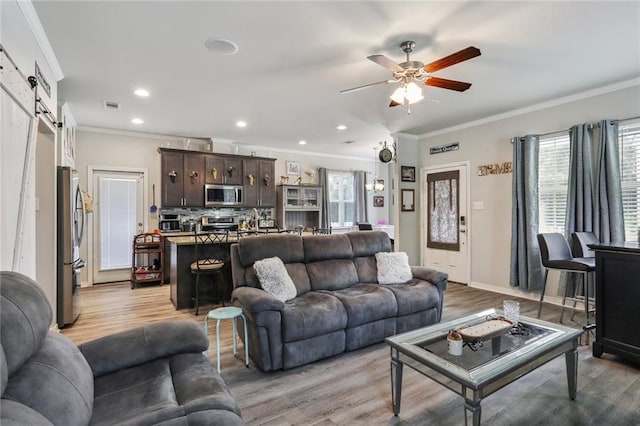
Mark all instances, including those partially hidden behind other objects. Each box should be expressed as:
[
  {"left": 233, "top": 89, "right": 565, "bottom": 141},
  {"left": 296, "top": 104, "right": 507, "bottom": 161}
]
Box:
[
  {"left": 411, "top": 266, "right": 448, "bottom": 292},
  {"left": 79, "top": 320, "right": 208, "bottom": 377},
  {"left": 231, "top": 286, "right": 285, "bottom": 314}
]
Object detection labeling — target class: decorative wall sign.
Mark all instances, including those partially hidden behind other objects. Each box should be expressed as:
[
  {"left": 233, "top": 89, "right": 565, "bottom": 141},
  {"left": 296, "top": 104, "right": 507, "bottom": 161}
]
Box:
[
  {"left": 430, "top": 142, "right": 459, "bottom": 155},
  {"left": 400, "top": 166, "right": 416, "bottom": 182},
  {"left": 478, "top": 161, "right": 513, "bottom": 176},
  {"left": 34, "top": 62, "right": 51, "bottom": 97}
]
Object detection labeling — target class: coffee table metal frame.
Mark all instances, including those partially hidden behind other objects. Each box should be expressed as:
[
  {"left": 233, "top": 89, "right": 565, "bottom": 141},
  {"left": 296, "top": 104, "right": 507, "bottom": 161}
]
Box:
[{"left": 386, "top": 309, "right": 582, "bottom": 425}]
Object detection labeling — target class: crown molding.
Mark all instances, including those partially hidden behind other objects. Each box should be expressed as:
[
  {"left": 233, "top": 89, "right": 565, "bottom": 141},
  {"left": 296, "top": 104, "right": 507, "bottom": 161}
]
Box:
[
  {"left": 420, "top": 77, "right": 640, "bottom": 139},
  {"left": 18, "top": 0, "right": 64, "bottom": 81}
]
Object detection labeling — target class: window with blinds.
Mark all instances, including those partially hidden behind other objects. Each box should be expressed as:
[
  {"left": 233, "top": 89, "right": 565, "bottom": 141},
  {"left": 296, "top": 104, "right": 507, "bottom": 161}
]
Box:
[
  {"left": 619, "top": 120, "right": 640, "bottom": 242},
  {"left": 328, "top": 171, "right": 354, "bottom": 227},
  {"left": 538, "top": 132, "right": 570, "bottom": 233}
]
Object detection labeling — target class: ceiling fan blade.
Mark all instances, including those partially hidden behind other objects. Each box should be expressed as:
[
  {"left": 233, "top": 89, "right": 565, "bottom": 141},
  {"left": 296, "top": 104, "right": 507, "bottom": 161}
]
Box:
[
  {"left": 425, "top": 77, "right": 472, "bottom": 92},
  {"left": 339, "top": 79, "right": 396, "bottom": 95},
  {"left": 367, "top": 55, "right": 405, "bottom": 73},
  {"left": 389, "top": 100, "right": 402, "bottom": 107},
  {"left": 424, "top": 46, "right": 481, "bottom": 73}
]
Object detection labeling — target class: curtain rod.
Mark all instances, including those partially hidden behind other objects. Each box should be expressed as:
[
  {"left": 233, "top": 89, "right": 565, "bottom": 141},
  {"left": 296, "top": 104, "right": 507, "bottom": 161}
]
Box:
[{"left": 514, "top": 114, "right": 640, "bottom": 142}]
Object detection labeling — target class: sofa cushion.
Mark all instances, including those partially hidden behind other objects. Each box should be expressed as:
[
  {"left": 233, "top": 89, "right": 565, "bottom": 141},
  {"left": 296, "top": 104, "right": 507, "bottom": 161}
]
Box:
[
  {"left": 281, "top": 292, "right": 347, "bottom": 342},
  {"left": 348, "top": 231, "right": 392, "bottom": 257},
  {"left": 353, "top": 256, "right": 378, "bottom": 283},
  {"left": 381, "top": 279, "right": 442, "bottom": 316},
  {"left": 0, "top": 271, "right": 52, "bottom": 376},
  {"left": 237, "top": 234, "right": 304, "bottom": 267},
  {"left": 326, "top": 283, "right": 398, "bottom": 327},
  {"left": 0, "top": 400, "right": 53, "bottom": 426},
  {"left": 3, "top": 333, "right": 93, "bottom": 426},
  {"left": 254, "top": 257, "right": 297, "bottom": 302},
  {"left": 375, "top": 252, "right": 412, "bottom": 284},
  {"left": 306, "top": 259, "right": 359, "bottom": 291},
  {"left": 304, "top": 234, "right": 353, "bottom": 262}
]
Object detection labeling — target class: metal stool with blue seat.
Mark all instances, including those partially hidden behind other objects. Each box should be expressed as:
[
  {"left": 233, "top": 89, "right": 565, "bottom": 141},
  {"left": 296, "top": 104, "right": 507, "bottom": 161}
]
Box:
[{"left": 204, "top": 306, "right": 249, "bottom": 373}]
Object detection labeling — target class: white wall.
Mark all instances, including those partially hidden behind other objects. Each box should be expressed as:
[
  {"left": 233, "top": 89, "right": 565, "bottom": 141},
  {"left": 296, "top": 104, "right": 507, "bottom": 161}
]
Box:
[
  {"left": 400, "top": 83, "right": 640, "bottom": 299},
  {"left": 1, "top": 1, "right": 60, "bottom": 315},
  {"left": 74, "top": 129, "right": 391, "bottom": 283}
]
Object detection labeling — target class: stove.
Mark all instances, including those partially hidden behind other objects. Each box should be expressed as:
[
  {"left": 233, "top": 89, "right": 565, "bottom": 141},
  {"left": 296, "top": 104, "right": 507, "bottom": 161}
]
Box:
[{"left": 201, "top": 216, "right": 238, "bottom": 232}]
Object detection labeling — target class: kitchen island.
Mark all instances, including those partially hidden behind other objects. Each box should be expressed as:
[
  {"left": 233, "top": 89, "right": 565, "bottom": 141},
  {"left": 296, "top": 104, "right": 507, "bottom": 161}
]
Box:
[{"left": 167, "top": 236, "right": 235, "bottom": 310}]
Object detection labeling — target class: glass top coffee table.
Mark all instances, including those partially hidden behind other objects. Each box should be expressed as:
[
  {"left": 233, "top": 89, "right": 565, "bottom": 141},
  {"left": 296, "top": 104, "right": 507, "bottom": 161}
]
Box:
[{"left": 386, "top": 309, "right": 583, "bottom": 425}]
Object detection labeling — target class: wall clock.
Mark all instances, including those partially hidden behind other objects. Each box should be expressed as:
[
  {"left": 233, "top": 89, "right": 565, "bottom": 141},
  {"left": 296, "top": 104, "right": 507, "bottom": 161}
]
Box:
[{"left": 379, "top": 147, "right": 393, "bottom": 163}]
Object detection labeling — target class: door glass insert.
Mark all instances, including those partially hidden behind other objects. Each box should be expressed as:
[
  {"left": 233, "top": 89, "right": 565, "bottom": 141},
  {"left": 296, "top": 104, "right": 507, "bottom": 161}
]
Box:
[
  {"left": 427, "top": 170, "right": 460, "bottom": 250},
  {"left": 99, "top": 177, "right": 138, "bottom": 270}
]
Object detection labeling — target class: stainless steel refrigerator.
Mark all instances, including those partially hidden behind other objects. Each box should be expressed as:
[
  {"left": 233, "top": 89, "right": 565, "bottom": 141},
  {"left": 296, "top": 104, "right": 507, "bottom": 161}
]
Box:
[{"left": 57, "top": 167, "right": 86, "bottom": 328}]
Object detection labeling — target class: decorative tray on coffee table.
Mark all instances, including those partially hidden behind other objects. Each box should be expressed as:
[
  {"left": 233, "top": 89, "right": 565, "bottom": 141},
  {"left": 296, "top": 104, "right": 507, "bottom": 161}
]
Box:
[{"left": 455, "top": 317, "right": 514, "bottom": 344}]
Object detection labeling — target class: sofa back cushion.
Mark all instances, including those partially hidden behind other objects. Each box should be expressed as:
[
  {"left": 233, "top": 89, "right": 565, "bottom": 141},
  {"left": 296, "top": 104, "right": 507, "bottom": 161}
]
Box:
[
  {"left": 348, "top": 232, "right": 392, "bottom": 282},
  {"left": 0, "top": 271, "right": 52, "bottom": 378},
  {"left": 306, "top": 259, "right": 359, "bottom": 291},
  {"left": 303, "top": 234, "right": 353, "bottom": 262}
]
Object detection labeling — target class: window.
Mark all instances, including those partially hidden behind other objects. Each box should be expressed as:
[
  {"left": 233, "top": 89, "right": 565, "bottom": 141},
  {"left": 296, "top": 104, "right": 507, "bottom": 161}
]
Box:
[
  {"left": 328, "top": 171, "right": 354, "bottom": 227},
  {"left": 538, "top": 132, "right": 570, "bottom": 233},
  {"left": 619, "top": 120, "right": 640, "bottom": 242}
]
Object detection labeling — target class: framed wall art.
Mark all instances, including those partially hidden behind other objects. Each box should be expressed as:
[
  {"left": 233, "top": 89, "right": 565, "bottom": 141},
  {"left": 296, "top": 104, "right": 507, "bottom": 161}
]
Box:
[
  {"left": 401, "top": 166, "right": 416, "bottom": 182},
  {"left": 286, "top": 161, "right": 301, "bottom": 175},
  {"left": 373, "top": 196, "right": 384, "bottom": 207},
  {"left": 401, "top": 189, "right": 415, "bottom": 211}
]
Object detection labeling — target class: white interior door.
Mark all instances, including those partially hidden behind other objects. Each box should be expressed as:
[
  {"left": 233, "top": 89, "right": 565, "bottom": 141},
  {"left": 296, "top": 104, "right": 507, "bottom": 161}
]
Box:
[
  {"left": 422, "top": 162, "right": 469, "bottom": 284},
  {"left": 92, "top": 170, "right": 144, "bottom": 283}
]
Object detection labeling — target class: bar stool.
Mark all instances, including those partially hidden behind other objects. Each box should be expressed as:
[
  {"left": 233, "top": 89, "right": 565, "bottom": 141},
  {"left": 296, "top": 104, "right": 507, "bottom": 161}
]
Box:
[
  {"left": 191, "top": 230, "right": 228, "bottom": 315},
  {"left": 204, "top": 306, "right": 249, "bottom": 373}
]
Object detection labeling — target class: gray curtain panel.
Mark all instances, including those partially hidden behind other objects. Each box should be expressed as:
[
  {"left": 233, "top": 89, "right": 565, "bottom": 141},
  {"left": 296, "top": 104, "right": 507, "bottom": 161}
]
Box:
[
  {"left": 510, "top": 135, "right": 544, "bottom": 291},
  {"left": 353, "top": 170, "right": 368, "bottom": 225},
  {"left": 318, "top": 167, "right": 330, "bottom": 228},
  {"left": 565, "top": 123, "right": 596, "bottom": 234},
  {"left": 562, "top": 123, "right": 596, "bottom": 297},
  {"left": 595, "top": 119, "right": 625, "bottom": 243}
]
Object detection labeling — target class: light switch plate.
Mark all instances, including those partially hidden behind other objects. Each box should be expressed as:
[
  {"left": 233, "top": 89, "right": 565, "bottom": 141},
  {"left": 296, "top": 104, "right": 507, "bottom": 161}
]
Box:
[{"left": 473, "top": 201, "right": 484, "bottom": 210}]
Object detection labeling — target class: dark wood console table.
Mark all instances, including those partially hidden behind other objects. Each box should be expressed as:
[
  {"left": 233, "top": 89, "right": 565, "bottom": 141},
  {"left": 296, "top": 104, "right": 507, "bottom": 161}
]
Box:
[{"left": 589, "top": 242, "right": 640, "bottom": 363}]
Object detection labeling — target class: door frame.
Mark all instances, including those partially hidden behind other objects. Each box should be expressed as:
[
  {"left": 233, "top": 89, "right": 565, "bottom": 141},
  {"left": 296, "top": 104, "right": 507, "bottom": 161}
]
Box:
[
  {"left": 420, "top": 160, "right": 470, "bottom": 284},
  {"left": 87, "top": 166, "right": 148, "bottom": 286}
]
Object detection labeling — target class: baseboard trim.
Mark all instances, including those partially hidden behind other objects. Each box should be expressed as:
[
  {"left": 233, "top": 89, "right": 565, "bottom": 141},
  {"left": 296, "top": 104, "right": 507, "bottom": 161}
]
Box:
[{"left": 468, "top": 281, "right": 566, "bottom": 307}]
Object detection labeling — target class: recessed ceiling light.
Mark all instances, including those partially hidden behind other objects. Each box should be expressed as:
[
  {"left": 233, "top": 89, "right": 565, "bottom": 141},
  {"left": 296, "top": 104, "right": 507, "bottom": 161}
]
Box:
[
  {"left": 236, "top": 121, "right": 247, "bottom": 127},
  {"left": 337, "top": 125, "right": 347, "bottom": 130},
  {"left": 134, "top": 88, "right": 150, "bottom": 97},
  {"left": 205, "top": 38, "right": 239, "bottom": 55},
  {"left": 131, "top": 118, "right": 144, "bottom": 124},
  {"left": 299, "top": 140, "right": 307, "bottom": 145}
]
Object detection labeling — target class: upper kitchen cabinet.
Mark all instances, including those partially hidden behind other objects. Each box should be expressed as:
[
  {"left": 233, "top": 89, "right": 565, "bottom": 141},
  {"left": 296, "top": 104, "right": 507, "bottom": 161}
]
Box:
[
  {"left": 205, "top": 155, "right": 243, "bottom": 185},
  {"left": 161, "top": 150, "right": 204, "bottom": 207},
  {"left": 243, "top": 158, "right": 276, "bottom": 207}
]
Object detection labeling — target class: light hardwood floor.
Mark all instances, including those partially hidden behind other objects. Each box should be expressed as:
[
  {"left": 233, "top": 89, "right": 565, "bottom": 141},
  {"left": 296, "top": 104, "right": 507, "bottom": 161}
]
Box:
[{"left": 62, "top": 282, "right": 640, "bottom": 425}]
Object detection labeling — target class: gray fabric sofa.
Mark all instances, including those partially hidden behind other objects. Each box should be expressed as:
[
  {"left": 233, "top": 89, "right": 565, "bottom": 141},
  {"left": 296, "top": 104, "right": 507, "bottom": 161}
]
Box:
[
  {"left": 230, "top": 231, "right": 448, "bottom": 371},
  {"left": 0, "top": 271, "right": 243, "bottom": 426}
]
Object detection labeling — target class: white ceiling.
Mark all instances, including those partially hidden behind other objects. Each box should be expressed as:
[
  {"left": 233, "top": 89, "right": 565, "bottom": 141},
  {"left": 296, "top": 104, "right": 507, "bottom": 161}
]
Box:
[{"left": 33, "top": 1, "right": 640, "bottom": 158}]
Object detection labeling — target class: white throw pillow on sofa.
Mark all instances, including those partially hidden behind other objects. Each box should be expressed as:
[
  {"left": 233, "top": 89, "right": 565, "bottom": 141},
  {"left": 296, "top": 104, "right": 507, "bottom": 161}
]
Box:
[
  {"left": 375, "top": 252, "right": 412, "bottom": 284},
  {"left": 253, "top": 257, "right": 297, "bottom": 302}
]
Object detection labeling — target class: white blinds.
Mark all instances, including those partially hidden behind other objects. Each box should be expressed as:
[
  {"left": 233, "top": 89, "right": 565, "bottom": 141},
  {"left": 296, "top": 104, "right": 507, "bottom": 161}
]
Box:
[
  {"left": 99, "top": 177, "right": 138, "bottom": 270},
  {"left": 538, "top": 132, "right": 570, "bottom": 233},
  {"left": 619, "top": 120, "right": 640, "bottom": 242}
]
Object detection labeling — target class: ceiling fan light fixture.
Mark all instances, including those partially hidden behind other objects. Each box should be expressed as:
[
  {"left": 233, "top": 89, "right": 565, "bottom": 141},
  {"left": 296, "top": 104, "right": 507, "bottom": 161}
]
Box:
[
  {"left": 390, "top": 87, "right": 406, "bottom": 104},
  {"left": 405, "top": 82, "right": 424, "bottom": 104}
]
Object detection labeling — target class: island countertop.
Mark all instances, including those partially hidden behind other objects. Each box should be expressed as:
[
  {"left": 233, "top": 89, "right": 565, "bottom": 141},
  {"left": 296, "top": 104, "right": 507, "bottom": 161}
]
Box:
[{"left": 588, "top": 241, "right": 640, "bottom": 254}]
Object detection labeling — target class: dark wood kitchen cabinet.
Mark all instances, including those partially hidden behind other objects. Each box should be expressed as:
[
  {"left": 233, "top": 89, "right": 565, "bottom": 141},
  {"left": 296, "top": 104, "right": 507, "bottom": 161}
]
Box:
[
  {"left": 205, "top": 155, "right": 243, "bottom": 185},
  {"left": 161, "top": 150, "right": 204, "bottom": 207},
  {"left": 243, "top": 158, "right": 276, "bottom": 207}
]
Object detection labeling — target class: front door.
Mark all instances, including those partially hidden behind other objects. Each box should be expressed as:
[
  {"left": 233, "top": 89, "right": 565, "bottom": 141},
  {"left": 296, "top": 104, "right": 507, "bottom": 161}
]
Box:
[
  {"left": 92, "top": 170, "right": 145, "bottom": 283},
  {"left": 422, "top": 163, "right": 469, "bottom": 284}
]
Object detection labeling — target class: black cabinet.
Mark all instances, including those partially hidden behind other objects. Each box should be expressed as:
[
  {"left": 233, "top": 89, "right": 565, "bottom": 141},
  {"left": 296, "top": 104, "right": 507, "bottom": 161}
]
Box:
[
  {"left": 161, "top": 151, "right": 204, "bottom": 207},
  {"left": 590, "top": 242, "right": 640, "bottom": 363},
  {"left": 243, "top": 158, "right": 276, "bottom": 207}
]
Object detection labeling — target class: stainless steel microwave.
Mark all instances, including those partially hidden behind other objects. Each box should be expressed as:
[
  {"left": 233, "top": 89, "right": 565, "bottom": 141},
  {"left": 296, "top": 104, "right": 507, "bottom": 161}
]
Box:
[{"left": 204, "top": 184, "right": 243, "bottom": 207}]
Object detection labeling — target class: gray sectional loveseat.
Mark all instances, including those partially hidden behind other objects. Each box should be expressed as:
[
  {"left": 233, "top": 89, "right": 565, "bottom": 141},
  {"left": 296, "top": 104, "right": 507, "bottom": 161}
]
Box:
[
  {"left": 230, "top": 231, "right": 448, "bottom": 371},
  {"left": 0, "top": 271, "right": 243, "bottom": 426}
]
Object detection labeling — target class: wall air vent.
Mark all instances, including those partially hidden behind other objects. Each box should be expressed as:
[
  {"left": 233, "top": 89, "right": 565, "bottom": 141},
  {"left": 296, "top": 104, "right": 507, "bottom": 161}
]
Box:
[{"left": 103, "top": 100, "right": 120, "bottom": 110}]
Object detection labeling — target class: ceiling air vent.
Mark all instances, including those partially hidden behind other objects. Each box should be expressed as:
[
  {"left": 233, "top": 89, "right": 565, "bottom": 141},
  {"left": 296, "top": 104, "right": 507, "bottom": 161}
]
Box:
[{"left": 103, "top": 100, "right": 120, "bottom": 110}]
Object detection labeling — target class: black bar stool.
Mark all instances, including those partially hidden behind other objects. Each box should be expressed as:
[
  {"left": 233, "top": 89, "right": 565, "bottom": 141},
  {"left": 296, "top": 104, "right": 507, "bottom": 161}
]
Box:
[{"left": 191, "top": 230, "right": 228, "bottom": 315}]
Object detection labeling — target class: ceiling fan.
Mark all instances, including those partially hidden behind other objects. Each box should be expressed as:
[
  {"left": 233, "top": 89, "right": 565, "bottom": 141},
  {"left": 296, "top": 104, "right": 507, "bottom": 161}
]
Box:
[{"left": 340, "top": 41, "right": 481, "bottom": 107}]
